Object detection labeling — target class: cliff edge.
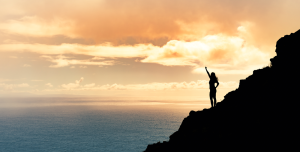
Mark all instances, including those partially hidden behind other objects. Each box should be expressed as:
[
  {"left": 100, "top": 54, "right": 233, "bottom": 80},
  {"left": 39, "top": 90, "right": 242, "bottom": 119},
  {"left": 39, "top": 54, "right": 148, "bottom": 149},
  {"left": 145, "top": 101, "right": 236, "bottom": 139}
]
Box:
[{"left": 144, "top": 29, "right": 300, "bottom": 152}]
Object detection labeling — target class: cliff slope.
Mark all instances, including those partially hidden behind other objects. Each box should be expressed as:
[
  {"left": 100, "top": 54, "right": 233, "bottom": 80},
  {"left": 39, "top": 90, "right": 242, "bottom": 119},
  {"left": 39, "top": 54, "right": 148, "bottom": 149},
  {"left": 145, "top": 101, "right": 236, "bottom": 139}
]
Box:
[{"left": 144, "top": 29, "right": 300, "bottom": 152}]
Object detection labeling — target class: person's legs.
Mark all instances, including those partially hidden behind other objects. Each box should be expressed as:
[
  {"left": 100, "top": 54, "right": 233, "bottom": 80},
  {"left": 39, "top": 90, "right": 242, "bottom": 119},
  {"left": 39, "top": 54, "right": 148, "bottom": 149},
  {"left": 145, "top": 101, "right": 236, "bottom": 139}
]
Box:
[
  {"left": 210, "top": 89, "right": 217, "bottom": 107},
  {"left": 213, "top": 96, "right": 217, "bottom": 107},
  {"left": 210, "top": 92, "right": 214, "bottom": 107}
]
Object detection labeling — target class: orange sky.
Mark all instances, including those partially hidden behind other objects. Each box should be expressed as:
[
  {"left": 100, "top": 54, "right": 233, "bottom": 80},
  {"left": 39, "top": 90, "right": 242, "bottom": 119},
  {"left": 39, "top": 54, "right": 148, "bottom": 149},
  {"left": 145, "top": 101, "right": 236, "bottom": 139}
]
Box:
[{"left": 0, "top": 0, "right": 300, "bottom": 101}]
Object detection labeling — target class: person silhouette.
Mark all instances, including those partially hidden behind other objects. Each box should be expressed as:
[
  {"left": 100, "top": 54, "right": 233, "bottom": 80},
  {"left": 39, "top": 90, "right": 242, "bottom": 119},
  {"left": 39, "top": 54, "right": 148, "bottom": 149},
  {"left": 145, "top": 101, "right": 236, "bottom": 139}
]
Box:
[{"left": 205, "top": 67, "right": 219, "bottom": 107}]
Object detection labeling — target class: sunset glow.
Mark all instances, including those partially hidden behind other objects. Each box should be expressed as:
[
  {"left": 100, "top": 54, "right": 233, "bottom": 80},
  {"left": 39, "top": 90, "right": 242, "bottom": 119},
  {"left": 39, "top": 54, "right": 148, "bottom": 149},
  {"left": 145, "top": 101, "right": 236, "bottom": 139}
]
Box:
[{"left": 1, "top": 0, "right": 300, "bottom": 101}]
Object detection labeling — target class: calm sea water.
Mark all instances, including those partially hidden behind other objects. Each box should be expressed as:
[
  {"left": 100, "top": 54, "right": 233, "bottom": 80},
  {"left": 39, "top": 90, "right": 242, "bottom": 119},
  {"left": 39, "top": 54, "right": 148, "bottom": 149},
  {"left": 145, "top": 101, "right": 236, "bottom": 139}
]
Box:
[{"left": 0, "top": 103, "right": 200, "bottom": 152}]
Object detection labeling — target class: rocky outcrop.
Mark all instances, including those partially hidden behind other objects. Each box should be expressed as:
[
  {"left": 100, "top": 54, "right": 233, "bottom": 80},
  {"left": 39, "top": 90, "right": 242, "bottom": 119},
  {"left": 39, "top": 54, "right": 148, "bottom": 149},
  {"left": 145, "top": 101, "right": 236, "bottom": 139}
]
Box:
[{"left": 144, "top": 29, "right": 300, "bottom": 152}]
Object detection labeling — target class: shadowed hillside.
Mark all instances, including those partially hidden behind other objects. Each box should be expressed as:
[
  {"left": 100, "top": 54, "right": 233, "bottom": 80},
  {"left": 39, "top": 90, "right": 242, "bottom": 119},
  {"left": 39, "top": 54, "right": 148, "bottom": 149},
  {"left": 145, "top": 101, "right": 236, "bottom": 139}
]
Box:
[{"left": 144, "top": 29, "right": 300, "bottom": 152}]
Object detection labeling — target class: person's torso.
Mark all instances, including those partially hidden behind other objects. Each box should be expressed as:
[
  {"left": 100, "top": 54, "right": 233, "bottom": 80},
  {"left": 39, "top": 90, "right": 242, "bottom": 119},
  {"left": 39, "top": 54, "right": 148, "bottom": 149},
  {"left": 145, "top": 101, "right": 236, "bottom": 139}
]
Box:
[{"left": 209, "top": 79, "right": 215, "bottom": 89}]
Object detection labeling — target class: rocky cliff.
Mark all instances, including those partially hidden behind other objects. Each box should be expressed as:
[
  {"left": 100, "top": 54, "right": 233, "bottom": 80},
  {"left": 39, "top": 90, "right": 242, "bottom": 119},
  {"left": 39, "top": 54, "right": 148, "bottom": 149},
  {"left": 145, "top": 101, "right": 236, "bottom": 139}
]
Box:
[{"left": 144, "top": 29, "right": 300, "bottom": 152}]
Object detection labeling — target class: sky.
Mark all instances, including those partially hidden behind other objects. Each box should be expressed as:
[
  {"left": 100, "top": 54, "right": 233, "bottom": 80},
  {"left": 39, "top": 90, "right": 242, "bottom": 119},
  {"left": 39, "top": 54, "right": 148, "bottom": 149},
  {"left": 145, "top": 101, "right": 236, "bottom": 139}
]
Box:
[{"left": 0, "top": 0, "right": 300, "bottom": 102}]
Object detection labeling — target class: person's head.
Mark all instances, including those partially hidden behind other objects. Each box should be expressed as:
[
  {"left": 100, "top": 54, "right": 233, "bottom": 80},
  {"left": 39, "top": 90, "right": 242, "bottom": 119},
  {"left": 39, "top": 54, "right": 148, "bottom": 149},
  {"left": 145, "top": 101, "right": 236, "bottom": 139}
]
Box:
[{"left": 211, "top": 72, "right": 218, "bottom": 81}]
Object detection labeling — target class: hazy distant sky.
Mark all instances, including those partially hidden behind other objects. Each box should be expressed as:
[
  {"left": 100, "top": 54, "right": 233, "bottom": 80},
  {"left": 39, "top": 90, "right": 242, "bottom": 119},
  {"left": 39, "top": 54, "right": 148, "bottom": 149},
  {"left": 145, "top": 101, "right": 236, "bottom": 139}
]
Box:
[{"left": 0, "top": 0, "right": 299, "bottom": 100}]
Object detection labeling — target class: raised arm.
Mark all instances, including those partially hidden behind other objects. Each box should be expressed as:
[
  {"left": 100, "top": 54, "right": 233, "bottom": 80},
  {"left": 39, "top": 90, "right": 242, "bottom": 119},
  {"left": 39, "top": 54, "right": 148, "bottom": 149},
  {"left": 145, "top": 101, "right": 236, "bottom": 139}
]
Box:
[{"left": 205, "top": 67, "right": 211, "bottom": 78}]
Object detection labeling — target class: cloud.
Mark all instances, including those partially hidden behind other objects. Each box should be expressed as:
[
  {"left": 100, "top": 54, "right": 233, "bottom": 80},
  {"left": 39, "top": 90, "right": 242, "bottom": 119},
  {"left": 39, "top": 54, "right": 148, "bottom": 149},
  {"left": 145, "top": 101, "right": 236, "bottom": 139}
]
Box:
[
  {"left": 1, "top": 0, "right": 299, "bottom": 47},
  {"left": 79, "top": 66, "right": 87, "bottom": 68},
  {"left": 45, "top": 83, "right": 53, "bottom": 87},
  {"left": 0, "top": 83, "right": 29, "bottom": 91},
  {"left": 0, "top": 16, "right": 75, "bottom": 37},
  {"left": 0, "top": 79, "right": 238, "bottom": 97},
  {"left": 142, "top": 32, "right": 270, "bottom": 74},
  {"left": 0, "top": 43, "right": 157, "bottom": 58},
  {"left": 1, "top": 0, "right": 299, "bottom": 77},
  {"left": 58, "top": 80, "right": 238, "bottom": 91},
  {"left": 103, "top": 83, "right": 127, "bottom": 90},
  {"left": 0, "top": 25, "right": 270, "bottom": 74},
  {"left": 9, "top": 56, "right": 18, "bottom": 58},
  {"left": 92, "top": 56, "right": 105, "bottom": 60},
  {"left": 23, "top": 64, "right": 31, "bottom": 67},
  {"left": 18, "top": 83, "right": 29, "bottom": 87},
  {"left": 61, "top": 77, "right": 83, "bottom": 90},
  {"left": 1, "top": 27, "right": 270, "bottom": 74},
  {"left": 75, "top": 77, "right": 84, "bottom": 84},
  {"left": 120, "top": 80, "right": 238, "bottom": 90},
  {"left": 0, "top": 78, "right": 11, "bottom": 82},
  {"left": 41, "top": 55, "right": 115, "bottom": 68},
  {"left": 84, "top": 83, "right": 95, "bottom": 88}
]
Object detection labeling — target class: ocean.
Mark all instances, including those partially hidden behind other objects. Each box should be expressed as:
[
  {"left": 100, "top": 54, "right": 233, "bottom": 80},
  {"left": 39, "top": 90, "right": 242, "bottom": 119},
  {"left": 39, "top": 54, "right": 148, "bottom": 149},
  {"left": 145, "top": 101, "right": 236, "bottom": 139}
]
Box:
[{"left": 0, "top": 99, "right": 209, "bottom": 152}]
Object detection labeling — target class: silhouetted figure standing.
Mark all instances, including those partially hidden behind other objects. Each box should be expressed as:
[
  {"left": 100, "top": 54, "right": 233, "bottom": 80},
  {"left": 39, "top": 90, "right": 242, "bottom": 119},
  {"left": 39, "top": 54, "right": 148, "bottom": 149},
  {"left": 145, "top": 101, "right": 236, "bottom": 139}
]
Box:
[{"left": 205, "top": 67, "right": 219, "bottom": 107}]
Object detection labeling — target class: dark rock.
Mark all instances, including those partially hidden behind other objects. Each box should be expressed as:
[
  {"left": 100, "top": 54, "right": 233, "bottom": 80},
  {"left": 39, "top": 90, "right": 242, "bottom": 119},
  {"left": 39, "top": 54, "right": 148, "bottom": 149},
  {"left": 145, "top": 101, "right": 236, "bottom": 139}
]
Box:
[{"left": 144, "top": 29, "right": 300, "bottom": 152}]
